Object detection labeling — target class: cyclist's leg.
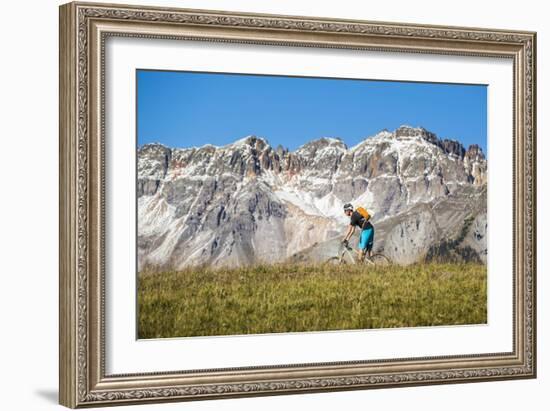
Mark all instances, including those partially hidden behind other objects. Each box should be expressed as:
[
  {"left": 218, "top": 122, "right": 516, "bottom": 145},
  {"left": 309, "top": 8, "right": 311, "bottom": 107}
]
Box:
[
  {"left": 358, "top": 229, "right": 369, "bottom": 261},
  {"left": 363, "top": 227, "right": 374, "bottom": 259},
  {"left": 366, "top": 245, "right": 373, "bottom": 259},
  {"left": 352, "top": 247, "right": 365, "bottom": 262}
]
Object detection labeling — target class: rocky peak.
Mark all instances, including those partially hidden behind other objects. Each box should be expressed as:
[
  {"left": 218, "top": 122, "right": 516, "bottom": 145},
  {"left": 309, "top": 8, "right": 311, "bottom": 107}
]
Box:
[
  {"left": 463, "top": 144, "right": 487, "bottom": 186},
  {"left": 394, "top": 125, "right": 438, "bottom": 144},
  {"left": 139, "top": 142, "right": 171, "bottom": 156},
  {"left": 439, "top": 139, "right": 466, "bottom": 158},
  {"left": 228, "top": 135, "right": 270, "bottom": 151},
  {"left": 295, "top": 137, "right": 347, "bottom": 174},
  {"left": 465, "top": 144, "right": 485, "bottom": 161},
  {"left": 138, "top": 128, "right": 487, "bottom": 186},
  {"left": 138, "top": 143, "right": 172, "bottom": 178},
  {"left": 275, "top": 144, "right": 288, "bottom": 157},
  {"left": 296, "top": 137, "right": 347, "bottom": 156},
  {"left": 391, "top": 127, "right": 486, "bottom": 164},
  {"left": 136, "top": 143, "right": 172, "bottom": 197}
]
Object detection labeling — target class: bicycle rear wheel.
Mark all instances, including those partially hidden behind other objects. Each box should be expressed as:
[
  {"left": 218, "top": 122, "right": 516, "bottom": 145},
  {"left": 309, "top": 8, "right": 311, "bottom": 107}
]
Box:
[{"left": 368, "top": 253, "right": 391, "bottom": 266}]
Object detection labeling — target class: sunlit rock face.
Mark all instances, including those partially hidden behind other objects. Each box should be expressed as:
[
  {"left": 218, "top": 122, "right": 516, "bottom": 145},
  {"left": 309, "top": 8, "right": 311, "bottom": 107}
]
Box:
[{"left": 137, "top": 126, "right": 487, "bottom": 269}]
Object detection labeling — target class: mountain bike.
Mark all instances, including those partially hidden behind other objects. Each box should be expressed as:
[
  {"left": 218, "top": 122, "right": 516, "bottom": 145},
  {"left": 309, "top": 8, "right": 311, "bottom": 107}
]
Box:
[{"left": 325, "top": 244, "right": 391, "bottom": 267}]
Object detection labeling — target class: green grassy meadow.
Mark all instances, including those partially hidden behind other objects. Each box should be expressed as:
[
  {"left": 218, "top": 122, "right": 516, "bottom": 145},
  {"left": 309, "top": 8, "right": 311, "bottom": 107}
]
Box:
[{"left": 137, "top": 263, "right": 486, "bottom": 339}]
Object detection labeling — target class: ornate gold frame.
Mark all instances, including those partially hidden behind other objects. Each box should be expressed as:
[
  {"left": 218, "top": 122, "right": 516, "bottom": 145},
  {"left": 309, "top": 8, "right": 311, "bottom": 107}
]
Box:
[{"left": 59, "top": 2, "right": 536, "bottom": 408}]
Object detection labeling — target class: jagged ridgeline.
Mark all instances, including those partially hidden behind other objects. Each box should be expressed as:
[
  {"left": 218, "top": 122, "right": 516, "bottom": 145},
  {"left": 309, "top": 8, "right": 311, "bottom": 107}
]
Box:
[{"left": 137, "top": 126, "right": 487, "bottom": 270}]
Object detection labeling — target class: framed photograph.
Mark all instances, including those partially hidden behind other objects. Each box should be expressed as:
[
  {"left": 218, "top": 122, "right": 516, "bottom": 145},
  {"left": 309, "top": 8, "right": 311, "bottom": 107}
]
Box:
[{"left": 59, "top": 1, "right": 537, "bottom": 408}]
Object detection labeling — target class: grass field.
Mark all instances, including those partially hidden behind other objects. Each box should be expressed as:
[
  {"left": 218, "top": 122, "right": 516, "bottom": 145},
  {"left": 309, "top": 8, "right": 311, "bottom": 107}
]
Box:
[{"left": 137, "top": 263, "right": 486, "bottom": 339}]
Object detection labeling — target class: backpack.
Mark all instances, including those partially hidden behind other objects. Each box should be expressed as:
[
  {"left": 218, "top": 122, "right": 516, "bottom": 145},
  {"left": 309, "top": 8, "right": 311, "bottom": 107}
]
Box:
[{"left": 356, "top": 207, "right": 371, "bottom": 222}]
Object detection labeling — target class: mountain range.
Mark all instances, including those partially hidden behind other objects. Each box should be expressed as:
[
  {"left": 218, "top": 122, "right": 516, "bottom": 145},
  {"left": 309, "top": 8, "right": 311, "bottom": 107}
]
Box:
[{"left": 137, "top": 125, "right": 487, "bottom": 269}]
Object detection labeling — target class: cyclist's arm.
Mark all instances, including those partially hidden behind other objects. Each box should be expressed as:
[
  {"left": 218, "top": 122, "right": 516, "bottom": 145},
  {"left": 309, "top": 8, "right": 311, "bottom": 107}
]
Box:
[{"left": 343, "top": 225, "right": 355, "bottom": 242}]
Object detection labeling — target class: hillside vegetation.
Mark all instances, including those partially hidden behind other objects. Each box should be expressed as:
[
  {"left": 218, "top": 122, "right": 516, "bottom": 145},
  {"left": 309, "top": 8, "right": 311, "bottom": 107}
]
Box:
[{"left": 138, "top": 262, "right": 486, "bottom": 339}]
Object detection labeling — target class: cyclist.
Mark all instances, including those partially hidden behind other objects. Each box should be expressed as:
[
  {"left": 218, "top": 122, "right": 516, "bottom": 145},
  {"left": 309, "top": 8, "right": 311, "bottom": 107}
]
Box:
[{"left": 342, "top": 203, "right": 374, "bottom": 261}]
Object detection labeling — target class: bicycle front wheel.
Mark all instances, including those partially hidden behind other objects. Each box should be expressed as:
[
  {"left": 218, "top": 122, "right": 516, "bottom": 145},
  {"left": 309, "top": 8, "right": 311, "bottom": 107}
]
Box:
[{"left": 368, "top": 253, "right": 391, "bottom": 266}]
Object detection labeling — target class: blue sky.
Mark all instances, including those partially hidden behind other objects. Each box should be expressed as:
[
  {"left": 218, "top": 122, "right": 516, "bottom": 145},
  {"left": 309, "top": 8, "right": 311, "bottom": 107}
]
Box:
[{"left": 137, "top": 70, "right": 487, "bottom": 154}]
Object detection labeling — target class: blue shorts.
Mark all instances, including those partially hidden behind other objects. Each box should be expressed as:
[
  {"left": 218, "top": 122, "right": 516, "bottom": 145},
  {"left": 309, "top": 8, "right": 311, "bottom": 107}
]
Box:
[{"left": 359, "top": 226, "right": 374, "bottom": 251}]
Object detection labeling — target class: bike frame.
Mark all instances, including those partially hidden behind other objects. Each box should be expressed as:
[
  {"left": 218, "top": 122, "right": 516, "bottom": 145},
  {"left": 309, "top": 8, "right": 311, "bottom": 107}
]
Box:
[{"left": 340, "top": 245, "right": 371, "bottom": 265}]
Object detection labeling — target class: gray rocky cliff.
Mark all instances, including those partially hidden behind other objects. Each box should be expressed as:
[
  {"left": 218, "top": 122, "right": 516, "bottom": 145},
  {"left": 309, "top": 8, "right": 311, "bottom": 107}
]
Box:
[{"left": 138, "top": 126, "right": 487, "bottom": 269}]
